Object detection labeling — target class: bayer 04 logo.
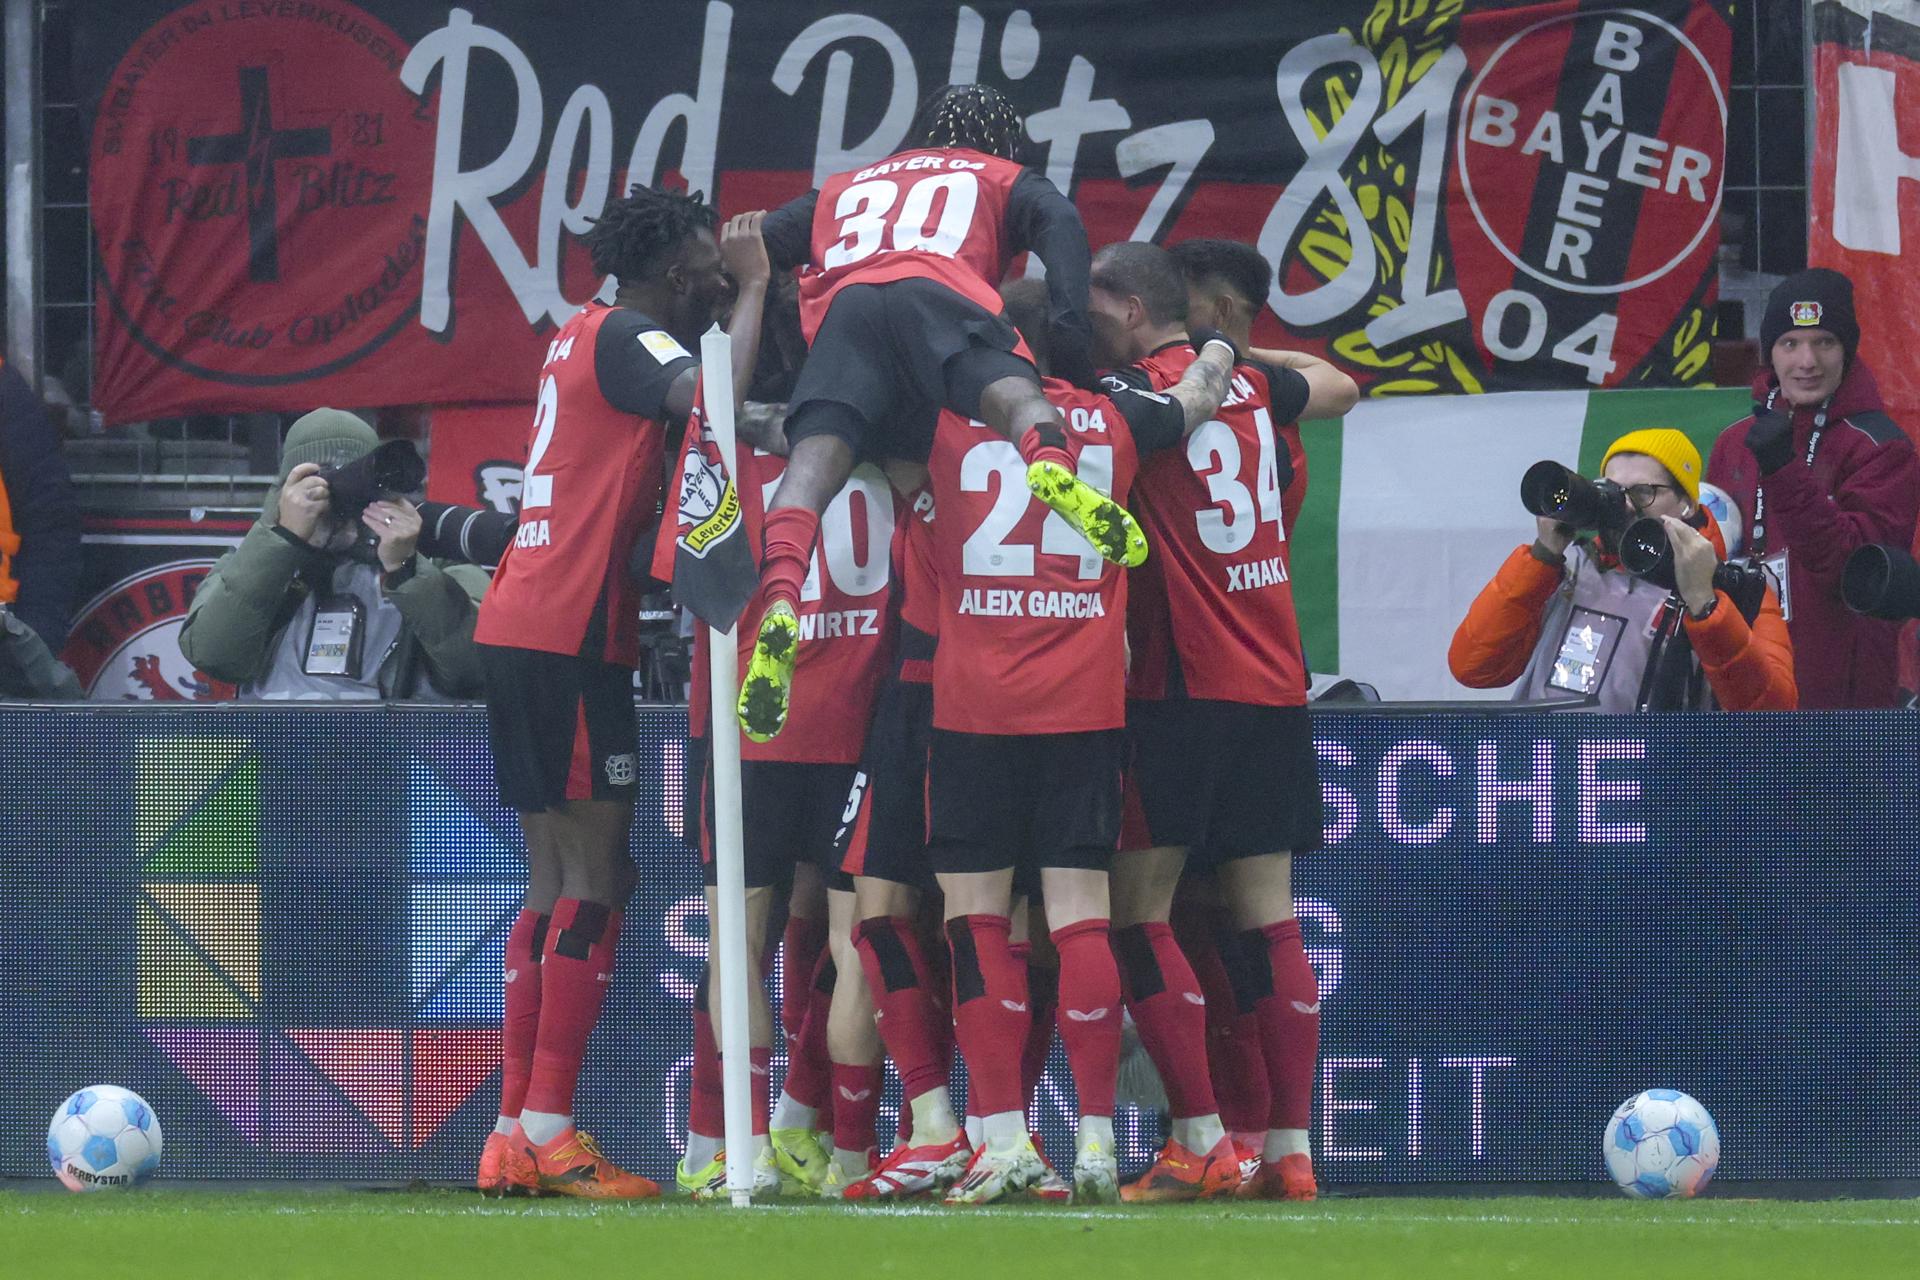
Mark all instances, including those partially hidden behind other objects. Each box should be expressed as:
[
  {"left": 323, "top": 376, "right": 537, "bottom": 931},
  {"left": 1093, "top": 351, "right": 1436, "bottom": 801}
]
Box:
[{"left": 1603, "top": 1088, "right": 1719, "bottom": 1199}]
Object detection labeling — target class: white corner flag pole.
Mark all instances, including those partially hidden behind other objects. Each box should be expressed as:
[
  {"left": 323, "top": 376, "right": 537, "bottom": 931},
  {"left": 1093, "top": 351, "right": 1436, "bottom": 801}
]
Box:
[{"left": 699, "top": 324, "right": 755, "bottom": 1207}]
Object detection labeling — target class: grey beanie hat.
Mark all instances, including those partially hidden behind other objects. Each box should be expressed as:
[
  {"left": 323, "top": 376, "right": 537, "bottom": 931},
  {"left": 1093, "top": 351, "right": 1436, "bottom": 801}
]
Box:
[{"left": 278, "top": 408, "right": 378, "bottom": 482}]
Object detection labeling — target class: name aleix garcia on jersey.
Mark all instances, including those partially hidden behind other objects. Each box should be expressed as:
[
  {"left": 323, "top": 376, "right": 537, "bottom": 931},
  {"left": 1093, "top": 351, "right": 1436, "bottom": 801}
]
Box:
[{"left": 957, "top": 588, "right": 1107, "bottom": 619}]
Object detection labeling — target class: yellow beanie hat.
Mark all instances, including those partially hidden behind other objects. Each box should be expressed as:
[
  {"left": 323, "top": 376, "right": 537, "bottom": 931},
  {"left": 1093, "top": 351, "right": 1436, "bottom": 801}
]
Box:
[{"left": 1600, "top": 428, "right": 1701, "bottom": 505}]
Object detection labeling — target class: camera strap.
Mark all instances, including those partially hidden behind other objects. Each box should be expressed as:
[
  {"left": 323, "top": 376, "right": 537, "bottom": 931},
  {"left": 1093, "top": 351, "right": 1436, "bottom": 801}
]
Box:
[{"left": 1750, "top": 388, "right": 1829, "bottom": 558}]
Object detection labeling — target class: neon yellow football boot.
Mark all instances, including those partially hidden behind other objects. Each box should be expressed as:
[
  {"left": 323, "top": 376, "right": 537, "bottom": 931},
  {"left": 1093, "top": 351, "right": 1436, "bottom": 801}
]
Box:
[
  {"left": 737, "top": 599, "right": 800, "bottom": 742},
  {"left": 1026, "top": 460, "right": 1148, "bottom": 568}
]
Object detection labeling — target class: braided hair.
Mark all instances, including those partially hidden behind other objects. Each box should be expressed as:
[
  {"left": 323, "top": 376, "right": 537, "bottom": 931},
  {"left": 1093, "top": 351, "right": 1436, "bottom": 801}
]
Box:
[
  {"left": 584, "top": 184, "right": 719, "bottom": 286},
  {"left": 907, "top": 83, "right": 1028, "bottom": 163}
]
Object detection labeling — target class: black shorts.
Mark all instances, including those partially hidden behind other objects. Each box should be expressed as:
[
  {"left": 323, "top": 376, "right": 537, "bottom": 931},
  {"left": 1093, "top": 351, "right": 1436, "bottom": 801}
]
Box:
[
  {"left": 1123, "top": 699, "right": 1323, "bottom": 863},
  {"left": 787, "top": 279, "right": 1037, "bottom": 463},
  {"left": 834, "top": 674, "right": 935, "bottom": 892},
  {"left": 479, "top": 643, "right": 637, "bottom": 812},
  {"left": 684, "top": 735, "right": 858, "bottom": 890},
  {"left": 927, "top": 728, "right": 1123, "bottom": 874}
]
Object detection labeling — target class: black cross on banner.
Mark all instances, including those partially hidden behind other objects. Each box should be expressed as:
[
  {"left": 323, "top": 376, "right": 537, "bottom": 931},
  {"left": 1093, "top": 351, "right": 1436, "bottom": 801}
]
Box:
[{"left": 187, "top": 66, "right": 332, "bottom": 284}]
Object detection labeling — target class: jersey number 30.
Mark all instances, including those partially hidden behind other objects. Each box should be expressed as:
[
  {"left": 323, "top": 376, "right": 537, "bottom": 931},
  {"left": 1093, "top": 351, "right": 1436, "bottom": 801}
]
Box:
[{"left": 823, "top": 172, "right": 981, "bottom": 270}]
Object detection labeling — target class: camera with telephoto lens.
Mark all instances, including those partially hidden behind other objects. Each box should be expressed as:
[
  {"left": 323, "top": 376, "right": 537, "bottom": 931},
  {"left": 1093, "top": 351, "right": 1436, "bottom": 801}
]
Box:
[
  {"left": 415, "top": 501, "right": 519, "bottom": 569},
  {"left": 1842, "top": 544, "right": 1920, "bottom": 622},
  {"left": 317, "top": 440, "right": 427, "bottom": 516},
  {"left": 1618, "top": 516, "right": 1770, "bottom": 621},
  {"left": 1520, "top": 460, "right": 1632, "bottom": 542}
]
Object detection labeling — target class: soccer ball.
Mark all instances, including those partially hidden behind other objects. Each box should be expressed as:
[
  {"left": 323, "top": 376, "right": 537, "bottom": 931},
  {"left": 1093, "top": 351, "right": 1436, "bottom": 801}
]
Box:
[
  {"left": 47, "top": 1086, "right": 163, "bottom": 1191},
  {"left": 1603, "top": 1088, "right": 1718, "bottom": 1198}
]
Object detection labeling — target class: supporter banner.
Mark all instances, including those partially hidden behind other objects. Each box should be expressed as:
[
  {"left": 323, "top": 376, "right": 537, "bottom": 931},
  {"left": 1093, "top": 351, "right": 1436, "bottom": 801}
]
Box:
[
  {"left": 60, "top": 512, "right": 251, "bottom": 701},
  {"left": 77, "top": 0, "right": 1730, "bottom": 424},
  {"left": 1810, "top": 0, "right": 1920, "bottom": 429},
  {"left": 2, "top": 705, "right": 1916, "bottom": 1185}
]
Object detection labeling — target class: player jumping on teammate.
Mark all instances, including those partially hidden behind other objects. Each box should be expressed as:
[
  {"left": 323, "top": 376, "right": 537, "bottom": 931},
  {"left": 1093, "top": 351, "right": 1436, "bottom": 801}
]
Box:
[{"left": 736, "top": 83, "right": 1146, "bottom": 743}]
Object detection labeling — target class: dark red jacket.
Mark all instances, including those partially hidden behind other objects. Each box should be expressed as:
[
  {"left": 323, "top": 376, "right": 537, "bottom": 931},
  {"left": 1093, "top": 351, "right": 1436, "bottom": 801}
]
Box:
[{"left": 1705, "top": 360, "right": 1920, "bottom": 708}]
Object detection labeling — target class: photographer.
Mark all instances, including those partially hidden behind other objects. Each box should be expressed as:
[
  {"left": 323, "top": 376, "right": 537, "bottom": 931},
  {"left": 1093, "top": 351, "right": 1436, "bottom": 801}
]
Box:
[
  {"left": 1449, "top": 430, "right": 1796, "bottom": 711},
  {"left": 179, "top": 409, "right": 488, "bottom": 699},
  {"left": 1704, "top": 269, "right": 1920, "bottom": 708}
]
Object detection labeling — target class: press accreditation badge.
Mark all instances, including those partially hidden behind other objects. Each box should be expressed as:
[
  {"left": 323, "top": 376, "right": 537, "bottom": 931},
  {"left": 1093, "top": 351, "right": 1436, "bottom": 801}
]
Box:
[
  {"left": 1762, "top": 550, "right": 1790, "bottom": 621},
  {"left": 304, "top": 595, "right": 366, "bottom": 677},
  {"left": 1548, "top": 608, "right": 1626, "bottom": 697}
]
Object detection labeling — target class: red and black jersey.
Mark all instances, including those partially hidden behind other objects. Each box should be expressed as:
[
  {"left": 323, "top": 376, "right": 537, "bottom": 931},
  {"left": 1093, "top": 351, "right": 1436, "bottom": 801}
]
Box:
[
  {"left": 761, "top": 148, "right": 1096, "bottom": 384},
  {"left": 929, "top": 376, "right": 1186, "bottom": 736},
  {"left": 1125, "top": 342, "right": 1313, "bottom": 707},
  {"left": 895, "top": 478, "right": 940, "bottom": 684},
  {"left": 653, "top": 438, "right": 896, "bottom": 764},
  {"left": 476, "top": 303, "right": 693, "bottom": 666}
]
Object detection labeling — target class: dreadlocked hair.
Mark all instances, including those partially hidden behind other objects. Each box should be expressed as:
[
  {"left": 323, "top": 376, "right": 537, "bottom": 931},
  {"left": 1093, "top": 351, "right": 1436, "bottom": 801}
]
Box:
[
  {"left": 907, "top": 83, "right": 1028, "bottom": 163},
  {"left": 584, "top": 184, "right": 719, "bottom": 285}
]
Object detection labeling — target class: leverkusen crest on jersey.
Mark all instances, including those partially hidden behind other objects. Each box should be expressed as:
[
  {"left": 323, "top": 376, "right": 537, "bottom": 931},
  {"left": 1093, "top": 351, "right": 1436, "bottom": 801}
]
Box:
[{"left": 671, "top": 402, "right": 757, "bottom": 631}]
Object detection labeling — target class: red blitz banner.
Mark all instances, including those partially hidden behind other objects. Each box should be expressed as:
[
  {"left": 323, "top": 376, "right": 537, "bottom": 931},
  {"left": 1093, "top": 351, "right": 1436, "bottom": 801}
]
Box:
[
  {"left": 79, "top": 1, "right": 1731, "bottom": 424},
  {"left": 1810, "top": 0, "right": 1920, "bottom": 429}
]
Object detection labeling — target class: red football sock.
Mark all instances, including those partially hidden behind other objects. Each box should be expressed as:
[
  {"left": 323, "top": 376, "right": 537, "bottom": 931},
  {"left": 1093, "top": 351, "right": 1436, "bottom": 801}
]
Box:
[
  {"left": 1249, "top": 920, "right": 1319, "bottom": 1131},
  {"left": 1013, "top": 943, "right": 1056, "bottom": 1108},
  {"left": 740, "top": 1046, "right": 771, "bottom": 1134},
  {"left": 831, "top": 1062, "right": 883, "bottom": 1155},
  {"left": 1050, "top": 920, "right": 1121, "bottom": 1120},
  {"left": 781, "top": 949, "right": 836, "bottom": 1112},
  {"left": 1016, "top": 421, "right": 1075, "bottom": 475},
  {"left": 780, "top": 915, "right": 828, "bottom": 1048},
  {"left": 498, "top": 909, "right": 549, "bottom": 1120},
  {"left": 1189, "top": 930, "right": 1269, "bottom": 1135},
  {"left": 1116, "top": 922, "right": 1219, "bottom": 1121},
  {"left": 759, "top": 506, "right": 821, "bottom": 611},
  {"left": 689, "top": 974, "right": 724, "bottom": 1138},
  {"left": 523, "top": 899, "right": 620, "bottom": 1120},
  {"left": 854, "top": 917, "right": 949, "bottom": 1104},
  {"left": 946, "top": 915, "right": 1028, "bottom": 1117}
]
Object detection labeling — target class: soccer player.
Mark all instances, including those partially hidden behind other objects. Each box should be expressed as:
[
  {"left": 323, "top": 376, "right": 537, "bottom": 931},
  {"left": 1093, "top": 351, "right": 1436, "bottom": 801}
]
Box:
[
  {"left": 669, "top": 447, "right": 898, "bottom": 1199},
  {"left": 473, "top": 186, "right": 769, "bottom": 1199},
  {"left": 1170, "top": 238, "right": 1353, "bottom": 539},
  {"left": 927, "top": 280, "right": 1240, "bottom": 1204},
  {"left": 830, "top": 465, "right": 969, "bottom": 1199},
  {"left": 738, "top": 83, "right": 1145, "bottom": 743},
  {"left": 1087, "top": 242, "right": 1357, "bottom": 1203}
]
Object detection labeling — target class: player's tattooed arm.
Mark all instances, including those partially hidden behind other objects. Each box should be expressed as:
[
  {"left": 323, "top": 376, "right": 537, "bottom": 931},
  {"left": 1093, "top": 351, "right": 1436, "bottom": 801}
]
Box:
[{"left": 1167, "top": 338, "right": 1238, "bottom": 434}]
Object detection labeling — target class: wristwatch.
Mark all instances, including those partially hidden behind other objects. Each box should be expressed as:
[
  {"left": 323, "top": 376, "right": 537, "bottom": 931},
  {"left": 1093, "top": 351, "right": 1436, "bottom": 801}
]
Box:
[{"left": 1686, "top": 594, "right": 1719, "bottom": 622}]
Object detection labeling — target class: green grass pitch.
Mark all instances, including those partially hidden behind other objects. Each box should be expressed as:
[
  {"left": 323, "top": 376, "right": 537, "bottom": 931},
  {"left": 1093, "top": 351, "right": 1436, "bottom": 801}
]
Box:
[{"left": 5, "top": 1189, "right": 1919, "bottom": 1280}]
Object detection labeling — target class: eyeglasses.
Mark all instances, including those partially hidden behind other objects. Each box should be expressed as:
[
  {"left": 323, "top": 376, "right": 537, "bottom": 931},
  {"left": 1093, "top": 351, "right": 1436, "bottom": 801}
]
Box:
[{"left": 1624, "top": 483, "right": 1678, "bottom": 508}]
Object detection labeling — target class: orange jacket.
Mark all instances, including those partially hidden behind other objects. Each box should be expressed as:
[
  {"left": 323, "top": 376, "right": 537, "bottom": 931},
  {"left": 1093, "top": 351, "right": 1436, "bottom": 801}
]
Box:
[
  {"left": 0, "top": 449, "right": 18, "bottom": 604},
  {"left": 1448, "top": 514, "right": 1797, "bottom": 711}
]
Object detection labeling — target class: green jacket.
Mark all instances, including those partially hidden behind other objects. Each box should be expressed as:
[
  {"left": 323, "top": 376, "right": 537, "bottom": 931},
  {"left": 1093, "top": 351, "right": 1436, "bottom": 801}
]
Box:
[{"left": 180, "top": 516, "right": 489, "bottom": 698}]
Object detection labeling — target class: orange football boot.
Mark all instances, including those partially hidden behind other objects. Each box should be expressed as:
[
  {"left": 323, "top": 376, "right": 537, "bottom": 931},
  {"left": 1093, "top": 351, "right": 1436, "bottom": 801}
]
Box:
[
  {"left": 1240, "top": 1151, "right": 1317, "bottom": 1201},
  {"left": 1119, "top": 1136, "right": 1243, "bottom": 1203},
  {"left": 477, "top": 1130, "right": 510, "bottom": 1196},
  {"left": 525, "top": 1127, "right": 660, "bottom": 1200}
]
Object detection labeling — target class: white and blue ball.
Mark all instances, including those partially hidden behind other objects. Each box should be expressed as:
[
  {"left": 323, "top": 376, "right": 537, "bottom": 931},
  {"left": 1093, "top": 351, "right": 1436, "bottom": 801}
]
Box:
[
  {"left": 47, "top": 1085, "right": 163, "bottom": 1191},
  {"left": 1604, "top": 1088, "right": 1718, "bottom": 1199}
]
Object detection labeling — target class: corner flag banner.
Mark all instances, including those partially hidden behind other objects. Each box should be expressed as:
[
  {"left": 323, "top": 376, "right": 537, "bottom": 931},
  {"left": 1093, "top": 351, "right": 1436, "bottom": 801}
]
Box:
[{"left": 669, "top": 391, "right": 757, "bottom": 632}]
